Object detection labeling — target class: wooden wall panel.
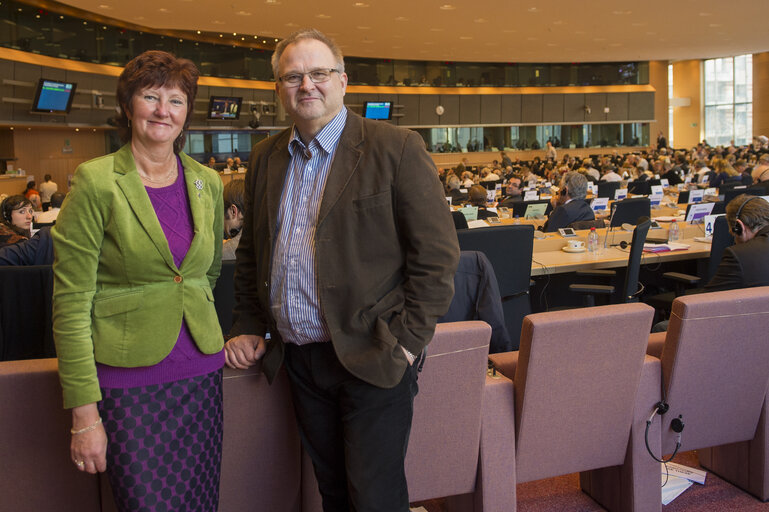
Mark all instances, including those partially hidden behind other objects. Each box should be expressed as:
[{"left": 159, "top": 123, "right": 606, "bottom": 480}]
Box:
[
  {"left": 459, "top": 95, "right": 481, "bottom": 125},
  {"left": 606, "top": 93, "right": 629, "bottom": 121},
  {"left": 501, "top": 95, "right": 522, "bottom": 124},
  {"left": 419, "top": 94, "right": 440, "bottom": 125},
  {"left": 438, "top": 95, "right": 460, "bottom": 125},
  {"left": 480, "top": 95, "right": 501, "bottom": 124},
  {"left": 628, "top": 91, "right": 656, "bottom": 122},
  {"left": 563, "top": 93, "right": 586, "bottom": 123},
  {"left": 521, "top": 95, "right": 543, "bottom": 124},
  {"left": 584, "top": 93, "right": 607, "bottom": 123},
  {"left": 396, "top": 94, "right": 420, "bottom": 125},
  {"left": 542, "top": 94, "right": 564, "bottom": 123}
]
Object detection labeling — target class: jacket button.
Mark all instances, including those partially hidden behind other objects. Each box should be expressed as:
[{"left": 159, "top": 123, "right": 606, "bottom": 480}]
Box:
[{"left": 174, "top": 275, "right": 183, "bottom": 283}]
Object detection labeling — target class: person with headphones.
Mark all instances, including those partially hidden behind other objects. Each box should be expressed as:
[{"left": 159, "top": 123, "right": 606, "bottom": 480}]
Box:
[
  {"left": 704, "top": 194, "right": 769, "bottom": 292},
  {"left": 222, "top": 178, "right": 246, "bottom": 261},
  {"left": 541, "top": 171, "right": 595, "bottom": 232},
  {"left": 0, "top": 194, "right": 33, "bottom": 248}
]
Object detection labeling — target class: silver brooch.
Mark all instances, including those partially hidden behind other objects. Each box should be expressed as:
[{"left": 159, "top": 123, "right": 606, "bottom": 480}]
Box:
[{"left": 194, "top": 179, "right": 203, "bottom": 190}]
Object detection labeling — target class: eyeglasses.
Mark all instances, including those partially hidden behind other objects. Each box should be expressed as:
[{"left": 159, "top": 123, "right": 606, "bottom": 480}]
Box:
[{"left": 278, "top": 68, "right": 340, "bottom": 87}]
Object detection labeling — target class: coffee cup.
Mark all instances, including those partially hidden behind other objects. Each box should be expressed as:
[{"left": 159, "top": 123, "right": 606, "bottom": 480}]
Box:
[{"left": 567, "top": 240, "right": 585, "bottom": 250}]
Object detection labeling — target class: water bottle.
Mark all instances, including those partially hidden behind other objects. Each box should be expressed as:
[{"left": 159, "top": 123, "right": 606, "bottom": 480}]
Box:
[
  {"left": 587, "top": 227, "right": 599, "bottom": 253},
  {"left": 668, "top": 219, "right": 680, "bottom": 242},
  {"left": 514, "top": 214, "right": 521, "bottom": 225}
]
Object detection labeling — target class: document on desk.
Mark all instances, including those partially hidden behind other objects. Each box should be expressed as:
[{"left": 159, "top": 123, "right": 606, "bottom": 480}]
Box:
[
  {"left": 661, "top": 474, "right": 692, "bottom": 505},
  {"left": 643, "top": 243, "right": 690, "bottom": 253}
]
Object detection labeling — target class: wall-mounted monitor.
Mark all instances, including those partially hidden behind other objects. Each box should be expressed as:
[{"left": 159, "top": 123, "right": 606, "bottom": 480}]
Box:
[
  {"left": 363, "top": 101, "right": 392, "bottom": 120},
  {"left": 207, "top": 96, "right": 243, "bottom": 120},
  {"left": 31, "top": 79, "right": 77, "bottom": 114}
]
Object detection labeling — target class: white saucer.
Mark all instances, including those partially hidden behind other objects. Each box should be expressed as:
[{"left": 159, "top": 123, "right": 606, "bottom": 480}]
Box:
[{"left": 562, "top": 246, "right": 586, "bottom": 253}]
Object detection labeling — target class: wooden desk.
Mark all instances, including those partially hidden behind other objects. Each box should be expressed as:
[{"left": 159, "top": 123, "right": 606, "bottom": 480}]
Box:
[
  {"left": 0, "top": 175, "right": 27, "bottom": 196},
  {"left": 220, "top": 170, "right": 247, "bottom": 186},
  {"left": 530, "top": 236, "right": 712, "bottom": 276}
]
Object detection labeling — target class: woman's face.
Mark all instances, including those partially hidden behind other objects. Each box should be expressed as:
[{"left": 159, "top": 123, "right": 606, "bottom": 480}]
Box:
[
  {"left": 128, "top": 84, "right": 188, "bottom": 150},
  {"left": 11, "top": 204, "right": 33, "bottom": 231}
]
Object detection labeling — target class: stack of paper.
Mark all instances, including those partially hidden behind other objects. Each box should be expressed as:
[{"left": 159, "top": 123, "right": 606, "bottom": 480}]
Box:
[
  {"left": 643, "top": 243, "right": 690, "bottom": 253},
  {"left": 661, "top": 462, "right": 707, "bottom": 505}
]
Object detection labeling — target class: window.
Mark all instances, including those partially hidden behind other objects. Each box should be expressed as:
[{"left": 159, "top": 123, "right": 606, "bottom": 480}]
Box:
[{"left": 704, "top": 55, "right": 752, "bottom": 146}]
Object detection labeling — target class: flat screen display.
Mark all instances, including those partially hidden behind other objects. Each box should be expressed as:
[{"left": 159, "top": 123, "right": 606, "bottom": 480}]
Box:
[
  {"left": 207, "top": 96, "right": 243, "bottom": 120},
  {"left": 363, "top": 101, "right": 393, "bottom": 120},
  {"left": 31, "top": 79, "right": 77, "bottom": 114}
]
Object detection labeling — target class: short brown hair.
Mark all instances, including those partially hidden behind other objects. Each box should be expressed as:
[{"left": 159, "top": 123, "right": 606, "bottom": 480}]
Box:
[
  {"left": 271, "top": 29, "right": 345, "bottom": 78},
  {"left": 115, "top": 51, "right": 199, "bottom": 154},
  {"left": 726, "top": 194, "right": 769, "bottom": 232}
]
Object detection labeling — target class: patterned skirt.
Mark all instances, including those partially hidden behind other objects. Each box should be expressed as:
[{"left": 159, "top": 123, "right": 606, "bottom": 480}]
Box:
[{"left": 98, "top": 369, "right": 223, "bottom": 512}]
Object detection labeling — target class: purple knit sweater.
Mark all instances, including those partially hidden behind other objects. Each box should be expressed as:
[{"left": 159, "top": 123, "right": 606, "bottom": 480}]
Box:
[{"left": 97, "top": 158, "right": 224, "bottom": 388}]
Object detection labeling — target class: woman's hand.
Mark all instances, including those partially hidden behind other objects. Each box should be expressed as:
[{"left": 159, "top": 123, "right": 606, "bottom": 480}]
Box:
[{"left": 70, "top": 403, "right": 107, "bottom": 474}]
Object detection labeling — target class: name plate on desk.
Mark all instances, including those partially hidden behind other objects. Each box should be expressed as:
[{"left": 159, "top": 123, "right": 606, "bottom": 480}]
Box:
[
  {"left": 650, "top": 193, "right": 663, "bottom": 207},
  {"left": 660, "top": 179, "right": 670, "bottom": 188},
  {"left": 590, "top": 197, "right": 609, "bottom": 212},
  {"left": 651, "top": 185, "right": 663, "bottom": 196},
  {"left": 688, "top": 189, "right": 704, "bottom": 203},
  {"left": 615, "top": 188, "right": 628, "bottom": 201},
  {"left": 524, "top": 190, "right": 539, "bottom": 201}
]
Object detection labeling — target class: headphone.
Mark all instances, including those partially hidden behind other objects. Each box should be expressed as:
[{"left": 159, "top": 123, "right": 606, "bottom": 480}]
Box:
[{"left": 733, "top": 196, "right": 759, "bottom": 236}]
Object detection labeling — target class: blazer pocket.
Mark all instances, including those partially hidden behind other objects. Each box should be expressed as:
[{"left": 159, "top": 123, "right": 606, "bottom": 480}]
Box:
[
  {"left": 353, "top": 190, "right": 391, "bottom": 211},
  {"left": 93, "top": 289, "right": 144, "bottom": 318}
]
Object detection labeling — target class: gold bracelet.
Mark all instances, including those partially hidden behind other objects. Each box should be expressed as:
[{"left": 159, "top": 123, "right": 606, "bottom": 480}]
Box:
[{"left": 70, "top": 417, "right": 102, "bottom": 435}]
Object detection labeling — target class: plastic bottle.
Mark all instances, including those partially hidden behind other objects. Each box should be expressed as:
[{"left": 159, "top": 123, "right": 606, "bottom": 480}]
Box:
[
  {"left": 514, "top": 214, "right": 521, "bottom": 224},
  {"left": 587, "top": 227, "right": 599, "bottom": 253},
  {"left": 668, "top": 219, "right": 680, "bottom": 242}
]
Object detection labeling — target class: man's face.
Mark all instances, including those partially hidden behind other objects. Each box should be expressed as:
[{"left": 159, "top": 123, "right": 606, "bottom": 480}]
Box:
[
  {"left": 275, "top": 38, "right": 348, "bottom": 134},
  {"left": 507, "top": 179, "right": 522, "bottom": 196}
]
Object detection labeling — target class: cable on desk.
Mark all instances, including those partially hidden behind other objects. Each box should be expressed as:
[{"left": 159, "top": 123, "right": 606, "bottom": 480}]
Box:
[{"left": 532, "top": 258, "right": 551, "bottom": 312}]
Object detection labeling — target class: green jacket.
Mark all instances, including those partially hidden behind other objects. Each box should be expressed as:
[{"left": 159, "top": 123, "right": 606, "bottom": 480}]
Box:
[{"left": 52, "top": 145, "right": 224, "bottom": 409}]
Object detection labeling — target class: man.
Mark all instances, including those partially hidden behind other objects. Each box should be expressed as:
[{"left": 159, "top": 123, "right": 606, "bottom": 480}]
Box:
[
  {"left": 498, "top": 174, "right": 523, "bottom": 207},
  {"left": 34, "top": 192, "right": 64, "bottom": 224},
  {"left": 224, "top": 29, "right": 459, "bottom": 511},
  {"left": 704, "top": 195, "right": 769, "bottom": 291},
  {"left": 222, "top": 179, "right": 246, "bottom": 261},
  {"left": 751, "top": 154, "right": 769, "bottom": 183},
  {"left": 546, "top": 140, "right": 557, "bottom": 161},
  {"left": 542, "top": 171, "right": 594, "bottom": 232},
  {"left": 445, "top": 174, "right": 467, "bottom": 205},
  {"left": 38, "top": 174, "right": 58, "bottom": 211},
  {"left": 600, "top": 164, "right": 622, "bottom": 182}
]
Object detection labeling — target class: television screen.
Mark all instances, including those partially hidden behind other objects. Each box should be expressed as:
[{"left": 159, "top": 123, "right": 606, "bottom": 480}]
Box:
[
  {"left": 31, "top": 79, "right": 77, "bottom": 114},
  {"left": 207, "top": 96, "right": 243, "bottom": 120},
  {"left": 363, "top": 101, "right": 392, "bottom": 120}
]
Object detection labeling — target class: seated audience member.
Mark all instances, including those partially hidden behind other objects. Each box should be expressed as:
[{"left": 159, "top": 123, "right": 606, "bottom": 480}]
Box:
[
  {"left": 207, "top": 156, "right": 217, "bottom": 169},
  {"left": 24, "top": 180, "right": 42, "bottom": 210},
  {"left": 660, "top": 160, "right": 683, "bottom": 185},
  {"left": 446, "top": 175, "right": 467, "bottom": 205},
  {"left": 225, "top": 157, "right": 236, "bottom": 171},
  {"left": 498, "top": 175, "right": 523, "bottom": 207},
  {"left": 0, "top": 226, "right": 53, "bottom": 265},
  {"left": 751, "top": 154, "right": 769, "bottom": 183},
  {"left": 704, "top": 195, "right": 769, "bottom": 291},
  {"left": 583, "top": 159, "right": 601, "bottom": 181},
  {"left": 222, "top": 179, "right": 246, "bottom": 261},
  {"left": 0, "top": 195, "right": 33, "bottom": 248},
  {"left": 233, "top": 156, "right": 243, "bottom": 169},
  {"left": 734, "top": 159, "right": 754, "bottom": 186},
  {"left": 600, "top": 164, "right": 622, "bottom": 182},
  {"left": 464, "top": 185, "right": 495, "bottom": 220},
  {"left": 39, "top": 174, "right": 58, "bottom": 211},
  {"left": 460, "top": 170, "right": 475, "bottom": 188},
  {"left": 34, "top": 192, "right": 65, "bottom": 224},
  {"left": 710, "top": 158, "right": 742, "bottom": 188},
  {"left": 480, "top": 167, "right": 500, "bottom": 182},
  {"left": 542, "top": 171, "right": 594, "bottom": 233}
]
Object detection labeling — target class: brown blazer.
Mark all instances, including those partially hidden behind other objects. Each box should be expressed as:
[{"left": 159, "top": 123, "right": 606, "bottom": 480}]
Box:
[{"left": 232, "top": 112, "right": 459, "bottom": 388}]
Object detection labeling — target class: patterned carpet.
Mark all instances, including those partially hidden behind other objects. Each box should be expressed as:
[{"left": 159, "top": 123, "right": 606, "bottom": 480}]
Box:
[{"left": 412, "top": 451, "right": 769, "bottom": 511}]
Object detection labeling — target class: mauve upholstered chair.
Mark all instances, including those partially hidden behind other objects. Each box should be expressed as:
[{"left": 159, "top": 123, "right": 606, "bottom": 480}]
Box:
[
  {"left": 302, "top": 321, "right": 517, "bottom": 511},
  {"left": 483, "top": 303, "right": 661, "bottom": 512},
  {"left": 645, "top": 286, "right": 769, "bottom": 506}
]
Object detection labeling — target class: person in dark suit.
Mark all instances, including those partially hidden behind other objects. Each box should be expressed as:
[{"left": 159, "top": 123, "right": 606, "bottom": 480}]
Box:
[
  {"left": 542, "top": 171, "right": 594, "bottom": 232},
  {"left": 705, "top": 195, "right": 769, "bottom": 291},
  {"left": 498, "top": 174, "right": 523, "bottom": 208},
  {"left": 445, "top": 173, "right": 467, "bottom": 205},
  {"left": 224, "top": 29, "right": 459, "bottom": 511},
  {"left": 464, "top": 184, "right": 495, "bottom": 219}
]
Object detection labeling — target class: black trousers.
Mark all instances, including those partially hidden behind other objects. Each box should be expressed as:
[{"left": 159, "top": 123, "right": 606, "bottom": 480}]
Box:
[{"left": 284, "top": 342, "right": 418, "bottom": 512}]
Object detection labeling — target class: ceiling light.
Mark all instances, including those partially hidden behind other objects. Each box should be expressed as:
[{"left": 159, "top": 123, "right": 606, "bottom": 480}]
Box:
[
  {"left": 353, "top": 2, "right": 369, "bottom": 6},
  {"left": 97, "top": 4, "right": 111, "bottom": 9},
  {"left": 235, "top": 11, "right": 252, "bottom": 16},
  {"left": 527, "top": 7, "right": 538, "bottom": 12},
  {"left": 474, "top": 18, "right": 488, "bottom": 23},
  {"left": 459, "top": 36, "right": 473, "bottom": 40},
  {"left": 440, "top": 4, "right": 456, "bottom": 10},
  {"left": 395, "top": 16, "right": 408, "bottom": 21},
  {"left": 357, "top": 26, "right": 371, "bottom": 30},
  {"left": 158, "top": 8, "right": 169, "bottom": 13}
]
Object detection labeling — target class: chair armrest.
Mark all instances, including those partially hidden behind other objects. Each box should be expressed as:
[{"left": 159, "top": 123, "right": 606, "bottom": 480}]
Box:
[
  {"left": 647, "top": 332, "right": 666, "bottom": 358},
  {"left": 569, "top": 284, "right": 615, "bottom": 295},
  {"left": 488, "top": 351, "right": 519, "bottom": 380},
  {"left": 575, "top": 269, "right": 617, "bottom": 278},
  {"left": 663, "top": 272, "right": 701, "bottom": 285}
]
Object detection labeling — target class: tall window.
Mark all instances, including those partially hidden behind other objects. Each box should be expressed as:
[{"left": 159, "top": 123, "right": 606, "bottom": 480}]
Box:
[
  {"left": 704, "top": 55, "right": 752, "bottom": 146},
  {"left": 668, "top": 64, "right": 674, "bottom": 148}
]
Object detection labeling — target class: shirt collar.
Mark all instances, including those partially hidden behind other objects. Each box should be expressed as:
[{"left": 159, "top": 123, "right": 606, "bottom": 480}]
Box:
[{"left": 288, "top": 106, "right": 348, "bottom": 157}]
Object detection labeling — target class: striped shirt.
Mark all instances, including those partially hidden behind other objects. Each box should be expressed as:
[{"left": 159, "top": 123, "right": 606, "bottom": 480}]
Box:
[{"left": 270, "top": 107, "right": 348, "bottom": 345}]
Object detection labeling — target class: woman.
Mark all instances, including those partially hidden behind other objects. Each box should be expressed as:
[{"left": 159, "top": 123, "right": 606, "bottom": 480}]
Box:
[
  {"left": 52, "top": 51, "right": 224, "bottom": 511},
  {"left": 0, "top": 194, "right": 33, "bottom": 247},
  {"left": 711, "top": 158, "right": 742, "bottom": 188},
  {"left": 464, "top": 184, "right": 495, "bottom": 220},
  {"left": 24, "top": 180, "right": 42, "bottom": 210}
]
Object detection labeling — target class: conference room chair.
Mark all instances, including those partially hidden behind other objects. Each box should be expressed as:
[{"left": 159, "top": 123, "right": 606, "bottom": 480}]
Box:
[
  {"left": 609, "top": 197, "right": 651, "bottom": 228},
  {"left": 213, "top": 259, "right": 236, "bottom": 334},
  {"left": 568, "top": 218, "right": 606, "bottom": 230},
  {"left": 646, "top": 215, "right": 733, "bottom": 314},
  {"left": 569, "top": 218, "right": 651, "bottom": 307},
  {"left": 644, "top": 287, "right": 769, "bottom": 507},
  {"left": 0, "top": 265, "right": 55, "bottom": 361},
  {"left": 452, "top": 210, "right": 470, "bottom": 230},
  {"left": 721, "top": 185, "right": 756, "bottom": 205},
  {"left": 303, "top": 321, "right": 516, "bottom": 512},
  {"left": 627, "top": 180, "right": 651, "bottom": 196},
  {"left": 484, "top": 303, "right": 659, "bottom": 512},
  {"left": 456, "top": 225, "right": 534, "bottom": 349},
  {"left": 439, "top": 251, "right": 511, "bottom": 353},
  {"left": 597, "top": 181, "right": 621, "bottom": 199}
]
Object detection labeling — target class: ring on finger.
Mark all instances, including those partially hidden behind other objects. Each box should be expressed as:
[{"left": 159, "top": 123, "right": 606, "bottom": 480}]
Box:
[{"left": 75, "top": 460, "right": 85, "bottom": 467}]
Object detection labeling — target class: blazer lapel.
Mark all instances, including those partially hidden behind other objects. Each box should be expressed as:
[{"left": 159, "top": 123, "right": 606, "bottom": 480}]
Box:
[
  {"left": 181, "top": 154, "right": 206, "bottom": 266},
  {"left": 113, "top": 145, "right": 177, "bottom": 271},
  {"left": 318, "top": 114, "right": 363, "bottom": 226},
  {"left": 266, "top": 132, "right": 292, "bottom": 239}
]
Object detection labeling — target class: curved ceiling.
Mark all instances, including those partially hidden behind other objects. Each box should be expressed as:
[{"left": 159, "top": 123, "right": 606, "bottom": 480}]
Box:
[{"left": 56, "top": 0, "right": 769, "bottom": 63}]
